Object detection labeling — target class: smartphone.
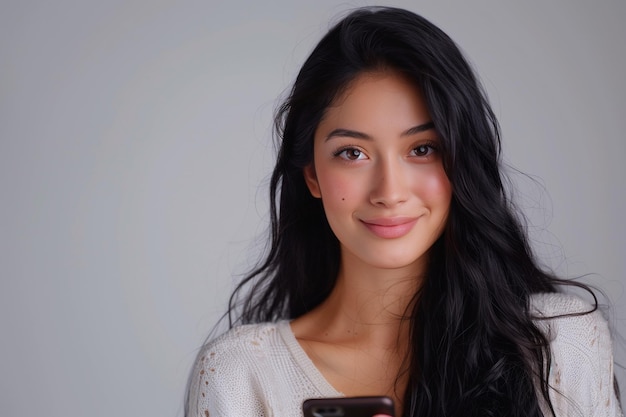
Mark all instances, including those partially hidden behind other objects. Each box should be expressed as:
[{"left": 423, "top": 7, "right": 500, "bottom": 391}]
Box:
[{"left": 302, "top": 396, "right": 395, "bottom": 417}]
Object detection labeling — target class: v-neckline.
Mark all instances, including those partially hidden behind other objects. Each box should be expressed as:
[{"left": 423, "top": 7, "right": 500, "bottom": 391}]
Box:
[{"left": 276, "top": 320, "right": 344, "bottom": 397}]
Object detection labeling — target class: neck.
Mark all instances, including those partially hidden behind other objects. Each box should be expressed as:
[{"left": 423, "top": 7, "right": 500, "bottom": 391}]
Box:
[
  {"left": 300, "top": 250, "right": 424, "bottom": 348},
  {"left": 289, "top": 251, "right": 424, "bottom": 410}
]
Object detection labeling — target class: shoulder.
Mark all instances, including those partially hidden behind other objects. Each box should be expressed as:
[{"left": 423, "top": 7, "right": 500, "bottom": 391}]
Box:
[
  {"left": 202, "top": 322, "right": 285, "bottom": 357},
  {"left": 194, "top": 322, "right": 289, "bottom": 386},
  {"left": 529, "top": 292, "right": 609, "bottom": 347},
  {"left": 188, "top": 322, "right": 290, "bottom": 417},
  {"left": 529, "top": 292, "right": 609, "bottom": 359},
  {"left": 530, "top": 291, "right": 596, "bottom": 318},
  {"left": 529, "top": 292, "right": 622, "bottom": 416}
]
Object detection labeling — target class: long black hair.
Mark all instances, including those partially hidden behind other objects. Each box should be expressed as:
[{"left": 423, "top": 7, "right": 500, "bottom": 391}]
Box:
[{"left": 223, "top": 6, "right": 594, "bottom": 417}]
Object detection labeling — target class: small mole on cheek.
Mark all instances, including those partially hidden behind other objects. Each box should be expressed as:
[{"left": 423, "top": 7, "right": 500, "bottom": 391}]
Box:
[{"left": 341, "top": 198, "right": 345, "bottom": 201}]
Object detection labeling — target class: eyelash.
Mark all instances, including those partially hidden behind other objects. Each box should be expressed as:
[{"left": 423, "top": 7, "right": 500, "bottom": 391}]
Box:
[
  {"left": 332, "top": 141, "right": 439, "bottom": 161},
  {"left": 411, "top": 141, "right": 439, "bottom": 157},
  {"left": 333, "top": 146, "right": 366, "bottom": 160}
]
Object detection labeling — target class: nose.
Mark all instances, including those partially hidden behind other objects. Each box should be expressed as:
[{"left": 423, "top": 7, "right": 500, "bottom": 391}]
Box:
[{"left": 369, "top": 157, "right": 410, "bottom": 207}]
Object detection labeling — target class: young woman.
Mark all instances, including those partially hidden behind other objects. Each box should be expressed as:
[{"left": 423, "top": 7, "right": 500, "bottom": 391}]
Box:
[{"left": 186, "top": 7, "right": 622, "bottom": 417}]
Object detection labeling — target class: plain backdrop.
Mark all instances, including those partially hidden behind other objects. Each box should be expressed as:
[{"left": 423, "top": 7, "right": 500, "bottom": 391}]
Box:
[{"left": 1, "top": 1, "right": 624, "bottom": 416}]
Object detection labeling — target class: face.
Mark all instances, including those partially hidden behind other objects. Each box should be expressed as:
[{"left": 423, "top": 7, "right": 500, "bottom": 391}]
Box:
[{"left": 304, "top": 71, "right": 451, "bottom": 275}]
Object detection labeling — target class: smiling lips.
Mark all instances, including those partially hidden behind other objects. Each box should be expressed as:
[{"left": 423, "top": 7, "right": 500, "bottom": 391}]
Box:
[{"left": 360, "top": 217, "right": 419, "bottom": 239}]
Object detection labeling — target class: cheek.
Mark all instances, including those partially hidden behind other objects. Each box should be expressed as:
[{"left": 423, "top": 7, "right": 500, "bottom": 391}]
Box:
[
  {"left": 317, "top": 170, "right": 362, "bottom": 206},
  {"left": 415, "top": 167, "right": 452, "bottom": 203}
]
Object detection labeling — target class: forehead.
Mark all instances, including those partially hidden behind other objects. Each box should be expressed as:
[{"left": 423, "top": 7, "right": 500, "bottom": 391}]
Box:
[{"left": 317, "top": 71, "right": 431, "bottom": 134}]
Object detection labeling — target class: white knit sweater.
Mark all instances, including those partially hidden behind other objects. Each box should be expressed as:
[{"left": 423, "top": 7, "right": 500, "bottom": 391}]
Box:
[{"left": 188, "top": 293, "right": 623, "bottom": 416}]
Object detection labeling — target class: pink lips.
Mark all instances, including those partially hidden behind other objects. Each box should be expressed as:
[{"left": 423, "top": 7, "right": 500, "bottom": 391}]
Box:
[{"left": 361, "top": 217, "right": 418, "bottom": 239}]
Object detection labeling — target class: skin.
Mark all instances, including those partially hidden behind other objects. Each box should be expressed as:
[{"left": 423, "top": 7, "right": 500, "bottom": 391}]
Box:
[{"left": 292, "top": 70, "right": 452, "bottom": 416}]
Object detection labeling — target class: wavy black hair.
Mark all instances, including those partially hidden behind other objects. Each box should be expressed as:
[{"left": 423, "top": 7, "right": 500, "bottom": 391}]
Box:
[{"left": 205, "top": 6, "right": 600, "bottom": 417}]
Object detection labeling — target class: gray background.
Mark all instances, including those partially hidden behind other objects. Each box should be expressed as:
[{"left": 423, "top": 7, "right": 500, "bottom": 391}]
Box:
[{"left": 1, "top": 1, "right": 624, "bottom": 416}]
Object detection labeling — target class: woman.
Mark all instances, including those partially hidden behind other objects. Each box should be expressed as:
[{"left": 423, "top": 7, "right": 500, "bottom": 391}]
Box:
[{"left": 186, "top": 6, "right": 622, "bottom": 417}]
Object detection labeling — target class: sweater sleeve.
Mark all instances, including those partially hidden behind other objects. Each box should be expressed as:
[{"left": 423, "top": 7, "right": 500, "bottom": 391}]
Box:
[
  {"left": 187, "top": 331, "right": 268, "bottom": 417},
  {"left": 533, "top": 293, "right": 623, "bottom": 417}
]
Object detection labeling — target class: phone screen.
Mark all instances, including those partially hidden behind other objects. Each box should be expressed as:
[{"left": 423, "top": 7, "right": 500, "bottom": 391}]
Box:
[{"left": 302, "top": 396, "right": 395, "bottom": 417}]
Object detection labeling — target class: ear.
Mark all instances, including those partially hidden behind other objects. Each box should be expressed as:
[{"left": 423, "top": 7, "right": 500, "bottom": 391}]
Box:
[{"left": 303, "top": 163, "right": 321, "bottom": 198}]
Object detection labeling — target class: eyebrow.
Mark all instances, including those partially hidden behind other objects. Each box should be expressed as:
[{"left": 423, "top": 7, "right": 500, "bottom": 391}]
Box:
[{"left": 324, "top": 121, "right": 435, "bottom": 141}]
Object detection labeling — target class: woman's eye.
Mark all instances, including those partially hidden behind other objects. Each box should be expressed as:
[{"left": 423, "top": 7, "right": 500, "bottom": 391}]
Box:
[
  {"left": 412, "top": 144, "right": 434, "bottom": 157},
  {"left": 336, "top": 148, "right": 365, "bottom": 160}
]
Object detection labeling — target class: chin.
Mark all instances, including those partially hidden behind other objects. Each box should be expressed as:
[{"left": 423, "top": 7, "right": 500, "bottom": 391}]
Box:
[{"left": 363, "top": 253, "right": 426, "bottom": 272}]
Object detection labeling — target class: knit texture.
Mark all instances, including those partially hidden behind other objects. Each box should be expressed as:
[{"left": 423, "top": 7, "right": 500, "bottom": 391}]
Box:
[
  {"left": 530, "top": 293, "right": 622, "bottom": 417},
  {"left": 189, "top": 293, "right": 623, "bottom": 416}
]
